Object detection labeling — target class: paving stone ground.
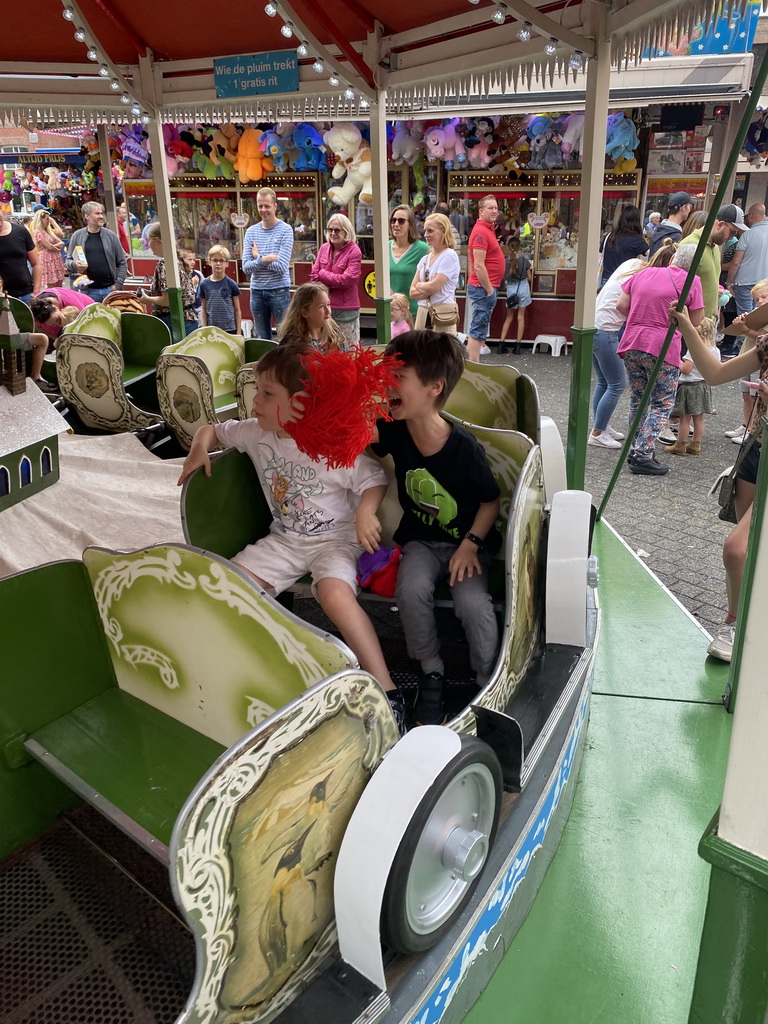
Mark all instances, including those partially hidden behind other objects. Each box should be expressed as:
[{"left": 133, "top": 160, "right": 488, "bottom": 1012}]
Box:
[{"left": 482, "top": 345, "right": 745, "bottom": 636}]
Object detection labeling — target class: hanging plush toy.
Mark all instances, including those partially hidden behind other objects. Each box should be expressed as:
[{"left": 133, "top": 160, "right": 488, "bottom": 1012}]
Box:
[
  {"left": 422, "top": 119, "right": 467, "bottom": 170},
  {"left": 234, "top": 127, "right": 274, "bottom": 183},
  {"left": 258, "top": 130, "right": 290, "bottom": 173},
  {"left": 391, "top": 121, "right": 421, "bottom": 165},
  {"left": 323, "top": 123, "right": 372, "bottom": 205},
  {"left": 560, "top": 112, "right": 585, "bottom": 163},
  {"left": 605, "top": 113, "right": 639, "bottom": 171},
  {"left": 486, "top": 114, "right": 527, "bottom": 168},
  {"left": 291, "top": 123, "right": 326, "bottom": 171}
]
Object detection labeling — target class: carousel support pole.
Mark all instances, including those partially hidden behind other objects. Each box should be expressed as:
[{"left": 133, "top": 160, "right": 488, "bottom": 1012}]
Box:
[
  {"left": 567, "top": 7, "right": 610, "bottom": 490},
  {"left": 368, "top": 93, "right": 391, "bottom": 344},
  {"left": 688, "top": 436, "right": 768, "bottom": 1023},
  {"left": 145, "top": 116, "right": 184, "bottom": 342},
  {"left": 97, "top": 124, "right": 119, "bottom": 237}
]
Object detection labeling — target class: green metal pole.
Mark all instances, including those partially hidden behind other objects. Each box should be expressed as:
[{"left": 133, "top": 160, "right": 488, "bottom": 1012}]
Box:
[
  {"left": 567, "top": 326, "right": 596, "bottom": 489},
  {"left": 597, "top": 48, "right": 768, "bottom": 521},
  {"left": 167, "top": 287, "right": 185, "bottom": 343},
  {"left": 689, "top": 813, "right": 768, "bottom": 1024},
  {"left": 375, "top": 295, "right": 392, "bottom": 346}
]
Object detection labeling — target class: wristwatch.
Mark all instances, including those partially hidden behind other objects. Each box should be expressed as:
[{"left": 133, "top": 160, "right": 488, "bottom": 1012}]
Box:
[{"left": 464, "top": 532, "right": 484, "bottom": 549}]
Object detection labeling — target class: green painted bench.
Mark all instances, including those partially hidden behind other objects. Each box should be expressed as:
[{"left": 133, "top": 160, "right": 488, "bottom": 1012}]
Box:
[
  {"left": 0, "top": 542, "right": 358, "bottom": 862},
  {"left": 55, "top": 303, "right": 170, "bottom": 431},
  {"left": 156, "top": 327, "right": 252, "bottom": 450}
]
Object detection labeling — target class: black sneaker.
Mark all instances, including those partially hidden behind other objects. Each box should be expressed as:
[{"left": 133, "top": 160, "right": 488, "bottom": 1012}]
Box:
[
  {"left": 627, "top": 453, "right": 669, "bottom": 476},
  {"left": 386, "top": 688, "right": 407, "bottom": 736},
  {"left": 414, "top": 672, "right": 447, "bottom": 726},
  {"left": 498, "top": 344, "right": 509, "bottom": 354}
]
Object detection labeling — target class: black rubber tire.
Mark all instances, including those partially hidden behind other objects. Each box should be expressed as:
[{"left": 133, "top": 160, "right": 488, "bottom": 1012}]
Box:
[{"left": 380, "top": 734, "right": 502, "bottom": 954}]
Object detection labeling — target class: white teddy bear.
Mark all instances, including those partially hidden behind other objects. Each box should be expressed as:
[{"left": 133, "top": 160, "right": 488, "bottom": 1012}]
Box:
[
  {"left": 391, "top": 121, "right": 421, "bottom": 165},
  {"left": 323, "top": 123, "right": 373, "bottom": 206}
]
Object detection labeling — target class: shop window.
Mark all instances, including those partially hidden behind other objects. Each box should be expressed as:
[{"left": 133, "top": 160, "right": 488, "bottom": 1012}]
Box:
[
  {"left": 19, "top": 455, "right": 32, "bottom": 486},
  {"left": 40, "top": 447, "right": 52, "bottom": 476}
]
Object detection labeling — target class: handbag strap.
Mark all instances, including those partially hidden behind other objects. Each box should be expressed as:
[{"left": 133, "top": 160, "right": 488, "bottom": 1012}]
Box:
[{"left": 735, "top": 393, "right": 760, "bottom": 459}]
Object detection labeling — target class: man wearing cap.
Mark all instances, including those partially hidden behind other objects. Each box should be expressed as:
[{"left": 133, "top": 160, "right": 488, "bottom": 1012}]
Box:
[
  {"left": 679, "top": 204, "right": 748, "bottom": 318},
  {"left": 648, "top": 191, "right": 694, "bottom": 256}
]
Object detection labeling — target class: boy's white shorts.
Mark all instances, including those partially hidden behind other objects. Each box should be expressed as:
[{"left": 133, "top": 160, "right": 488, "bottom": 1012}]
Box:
[{"left": 233, "top": 526, "right": 361, "bottom": 597}]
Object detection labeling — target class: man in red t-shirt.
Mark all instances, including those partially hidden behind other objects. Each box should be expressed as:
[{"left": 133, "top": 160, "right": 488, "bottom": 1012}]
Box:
[
  {"left": 117, "top": 203, "right": 131, "bottom": 254},
  {"left": 467, "top": 194, "right": 505, "bottom": 362}
]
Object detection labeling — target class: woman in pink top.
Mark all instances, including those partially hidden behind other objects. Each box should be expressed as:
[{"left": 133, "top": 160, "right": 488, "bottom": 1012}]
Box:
[
  {"left": 30, "top": 287, "right": 94, "bottom": 342},
  {"left": 616, "top": 245, "right": 705, "bottom": 475},
  {"left": 310, "top": 213, "right": 362, "bottom": 349}
]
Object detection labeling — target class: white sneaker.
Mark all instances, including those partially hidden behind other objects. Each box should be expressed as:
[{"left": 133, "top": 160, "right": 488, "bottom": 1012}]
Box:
[
  {"left": 588, "top": 431, "right": 622, "bottom": 449},
  {"left": 725, "top": 424, "right": 745, "bottom": 440},
  {"left": 658, "top": 425, "right": 677, "bottom": 445},
  {"left": 732, "top": 431, "right": 749, "bottom": 445},
  {"left": 605, "top": 424, "right": 625, "bottom": 441},
  {"left": 707, "top": 622, "right": 736, "bottom": 663},
  {"left": 480, "top": 344, "right": 491, "bottom": 356}
]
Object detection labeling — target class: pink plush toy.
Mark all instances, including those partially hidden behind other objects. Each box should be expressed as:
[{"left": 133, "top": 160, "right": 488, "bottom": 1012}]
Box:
[{"left": 422, "top": 119, "right": 467, "bottom": 169}]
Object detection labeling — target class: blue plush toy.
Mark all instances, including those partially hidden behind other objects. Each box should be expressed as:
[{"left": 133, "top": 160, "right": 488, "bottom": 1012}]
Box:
[
  {"left": 291, "top": 123, "right": 327, "bottom": 171},
  {"left": 258, "top": 130, "right": 290, "bottom": 173}
]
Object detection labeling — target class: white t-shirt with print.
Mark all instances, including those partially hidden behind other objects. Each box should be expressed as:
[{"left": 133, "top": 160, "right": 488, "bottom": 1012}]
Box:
[
  {"left": 416, "top": 247, "right": 460, "bottom": 307},
  {"left": 214, "top": 418, "right": 388, "bottom": 538}
]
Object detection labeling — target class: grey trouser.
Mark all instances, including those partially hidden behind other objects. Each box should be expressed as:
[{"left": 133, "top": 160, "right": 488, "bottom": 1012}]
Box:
[{"left": 395, "top": 540, "right": 499, "bottom": 675}]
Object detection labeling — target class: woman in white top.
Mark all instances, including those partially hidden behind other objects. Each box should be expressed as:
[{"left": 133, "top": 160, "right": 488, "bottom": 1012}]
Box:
[{"left": 409, "top": 213, "right": 461, "bottom": 334}]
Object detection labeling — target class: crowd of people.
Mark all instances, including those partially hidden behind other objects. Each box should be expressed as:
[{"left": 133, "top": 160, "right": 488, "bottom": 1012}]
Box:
[{"left": 590, "top": 191, "right": 768, "bottom": 665}]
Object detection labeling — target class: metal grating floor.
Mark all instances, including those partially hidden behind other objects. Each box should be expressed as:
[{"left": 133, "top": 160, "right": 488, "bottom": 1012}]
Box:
[{"left": 0, "top": 808, "right": 194, "bottom": 1023}]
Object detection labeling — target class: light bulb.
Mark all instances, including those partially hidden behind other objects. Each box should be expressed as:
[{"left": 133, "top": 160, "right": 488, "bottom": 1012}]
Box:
[
  {"left": 264, "top": 2, "right": 277, "bottom": 15},
  {"left": 297, "top": 40, "right": 309, "bottom": 57},
  {"left": 359, "top": 95, "right": 370, "bottom": 109},
  {"left": 98, "top": 64, "right": 110, "bottom": 77},
  {"left": 312, "top": 58, "right": 324, "bottom": 73},
  {"left": 130, "top": 103, "right": 141, "bottom": 116},
  {"left": 517, "top": 21, "right": 532, "bottom": 41},
  {"left": 569, "top": 49, "right": 584, "bottom": 70},
  {"left": 467, "top": 0, "right": 480, "bottom": 4},
  {"left": 280, "top": 21, "right": 293, "bottom": 37},
  {"left": 86, "top": 46, "right": 98, "bottom": 60},
  {"left": 62, "top": 5, "right": 75, "bottom": 20},
  {"left": 74, "top": 26, "right": 86, "bottom": 41},
  {"left": 120, "top": 92, "right": 131, "bottom": 104},
  {"left": 545, "top": 38, "right": 557, "bottom": 55},
  {"left": 343, "top": 86, "right": 355, "bottom": 100},
  {"left": 141, "top": 112, "right": 151, "bottom": 124},
  {"left": 328, "top": 74, "right": 340, "bottom": 87},
  {"left": 110, "top": 78, "right": 120, "bottom": 91},
  {"left": 492, "top": 6, "right": 506, "bottom": 24}
]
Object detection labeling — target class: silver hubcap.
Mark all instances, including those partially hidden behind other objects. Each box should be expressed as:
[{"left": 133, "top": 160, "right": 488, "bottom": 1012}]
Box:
[{"left": 404, "top": 762, "right": 496, "bottom": 935}]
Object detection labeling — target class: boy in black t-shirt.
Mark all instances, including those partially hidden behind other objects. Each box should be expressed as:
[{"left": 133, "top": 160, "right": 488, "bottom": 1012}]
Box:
[{"left": 372, "top": 330, "right": 501, "bottom": 725}]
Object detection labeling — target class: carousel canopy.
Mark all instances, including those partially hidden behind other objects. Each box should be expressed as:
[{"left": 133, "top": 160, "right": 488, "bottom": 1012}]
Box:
[{"left": 0, "top": 0, "right": 763, "bottom": 124}]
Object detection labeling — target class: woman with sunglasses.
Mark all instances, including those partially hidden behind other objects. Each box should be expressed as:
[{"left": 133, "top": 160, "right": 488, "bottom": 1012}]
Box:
[
  {"left": 389, "top": 206, "right": 428, "bottom": 317},
  {"left": 409, "top": 213, "right": 460, "bottom": 333},
  {"left": 309, "top": 213, "right": 362, "bottom": 348}
]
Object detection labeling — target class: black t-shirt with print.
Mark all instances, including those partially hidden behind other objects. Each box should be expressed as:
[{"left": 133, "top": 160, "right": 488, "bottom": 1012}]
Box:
[
  {"left": 0, "top": 222, "right": 34, "bottom": 296},
  {"left": 373, "top": 418, "right": 501, "bottom": 552},
  {"left": 84, "top": 231, "right": 113, "bottom": 288}
]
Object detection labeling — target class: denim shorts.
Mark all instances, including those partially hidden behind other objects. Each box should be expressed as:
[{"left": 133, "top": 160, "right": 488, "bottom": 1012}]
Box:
[{"left": 467, "top": 284, "right": 498, "bottom": 340}]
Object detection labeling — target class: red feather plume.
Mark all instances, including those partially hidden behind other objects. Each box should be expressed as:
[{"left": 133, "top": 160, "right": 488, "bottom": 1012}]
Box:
[{"left": 282, "top": 346, "right": 401, "bottom": 469}]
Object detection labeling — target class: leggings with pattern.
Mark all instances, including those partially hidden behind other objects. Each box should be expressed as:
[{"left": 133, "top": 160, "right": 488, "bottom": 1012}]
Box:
[{"left": 624, "top": 349, "right": 680, "bottom": 458}]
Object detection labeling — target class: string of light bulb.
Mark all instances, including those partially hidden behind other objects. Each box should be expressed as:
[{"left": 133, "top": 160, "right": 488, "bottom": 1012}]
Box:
[
  {"left": 465, "top": 1, "right": 585, "bottom": 70},
  {"left": 263, "top": 1, "right": 370, "bottom": 105},
  {"left": 60, "top": 2, "right": 152, "bottom": 122}
]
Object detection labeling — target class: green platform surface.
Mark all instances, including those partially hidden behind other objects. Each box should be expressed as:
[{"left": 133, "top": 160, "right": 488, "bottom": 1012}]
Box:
[{"left": 463, "top": 520, "right": 733, "bottom": 1024}]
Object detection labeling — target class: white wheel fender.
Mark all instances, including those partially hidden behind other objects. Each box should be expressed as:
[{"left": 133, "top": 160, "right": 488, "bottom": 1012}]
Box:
[
  {"left": 545, "top": 489, "right": 592, "bottom": 647},
  {"left": 334, "top": 726, "right": 462, "bottom": 990},
  {"left": 539, "top": 415, "right": 567, "bottom": 504}
]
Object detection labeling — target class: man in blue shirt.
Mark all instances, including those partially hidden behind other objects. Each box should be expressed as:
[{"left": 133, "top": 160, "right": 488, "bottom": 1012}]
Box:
[{"left": 242, "top": 188, "right": 294, "bottom": 340}]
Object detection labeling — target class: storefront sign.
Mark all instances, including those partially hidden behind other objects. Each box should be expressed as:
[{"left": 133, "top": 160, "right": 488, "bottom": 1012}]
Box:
[
  {"left": 0, "top": 152, "right": 85, "bottom": 165},
  {"left": 527, "top": 212, "right": 550, "bottom": 229},
  {"left": 213, "top": 50, "right": 299, "bottom": 99},
  {"left": 231, "top": 212, "right": 250, "bottom": 228}
]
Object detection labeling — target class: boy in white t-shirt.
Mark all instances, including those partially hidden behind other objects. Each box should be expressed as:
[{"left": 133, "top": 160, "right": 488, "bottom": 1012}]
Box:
[{"left": 178, "top": 342, "right": 406, "bottom": 730}]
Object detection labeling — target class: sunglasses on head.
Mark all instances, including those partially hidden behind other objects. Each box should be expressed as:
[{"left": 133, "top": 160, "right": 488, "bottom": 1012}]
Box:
[{"left": 390, "top": 216, "right": 408, "bottom": 224}]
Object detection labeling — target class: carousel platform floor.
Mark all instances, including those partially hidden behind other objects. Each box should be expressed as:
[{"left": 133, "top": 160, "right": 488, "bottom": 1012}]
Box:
[{"left": 463, "top": 519, "right": 733, "bottom": 1024}]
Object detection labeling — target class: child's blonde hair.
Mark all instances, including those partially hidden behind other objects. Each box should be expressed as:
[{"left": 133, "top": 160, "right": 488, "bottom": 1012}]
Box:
[
  {"left": 751, "top": 278, "right": 768, "bottom": 300},
  {"left": 277, "top": 282, "right": 343, "bottom": 348},
  {"left": 696, "top": 316, "right": 717, "bottom": 349},
  {"left": 390, "top": 293, "right": 413, "bottom": 327},
  {"left": 207, "top": 244, "right": 231, "bottom": 261}
]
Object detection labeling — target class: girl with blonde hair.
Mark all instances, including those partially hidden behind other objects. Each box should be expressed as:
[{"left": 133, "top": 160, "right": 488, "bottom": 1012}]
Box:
[
  {"left": 277, "top": 282, "right": 344, "bottom": 350},
  {"left": 32, "top": 208, "right": 65, "bottom": 288},
  {"left": 409, "top": 213, "right": 460, "bottom": 333}
]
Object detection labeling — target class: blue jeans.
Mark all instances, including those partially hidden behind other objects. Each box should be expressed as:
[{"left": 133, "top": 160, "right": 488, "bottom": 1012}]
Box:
[
  {"left": 84, "top": 286, "right": 115, "bottom": 303},
  {"left": 592, "top": 329, "right": 627, "bottom": 431},
  {"left": 250, "top": 287, "right": 291, "bottom": 340},
  {"left": 14, "top": 292, "right": 33, "bottom": 307},
  {"left": 154, "top": 313, "right": 197, "bottom": 338},
  {"left": 729, "top": 284, "right": 755, "bottom": 354},
  {"left": 467, "top": 283, "right": 498, "bottom": 341}
]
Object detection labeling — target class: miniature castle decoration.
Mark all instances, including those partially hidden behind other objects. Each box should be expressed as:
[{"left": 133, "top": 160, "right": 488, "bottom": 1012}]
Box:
[{"left": 0, "top": 295, "right": 69, "bottom": 512}]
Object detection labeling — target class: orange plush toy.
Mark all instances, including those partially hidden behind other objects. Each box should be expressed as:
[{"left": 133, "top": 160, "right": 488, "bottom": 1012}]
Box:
[{"left": 234, "top": 128, "right": 274, "bottom": 184}]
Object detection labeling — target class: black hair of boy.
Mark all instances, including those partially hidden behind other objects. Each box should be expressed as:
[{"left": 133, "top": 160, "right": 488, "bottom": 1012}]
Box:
[
  {"left": 255, "top": 341, "right": 313, "bottom": 396},
  {"left": 30, "top": 296, "right": 55, "bottom": 323},
  {"left": 384, "top": 329, "right": 464, "bottom": 409}
]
